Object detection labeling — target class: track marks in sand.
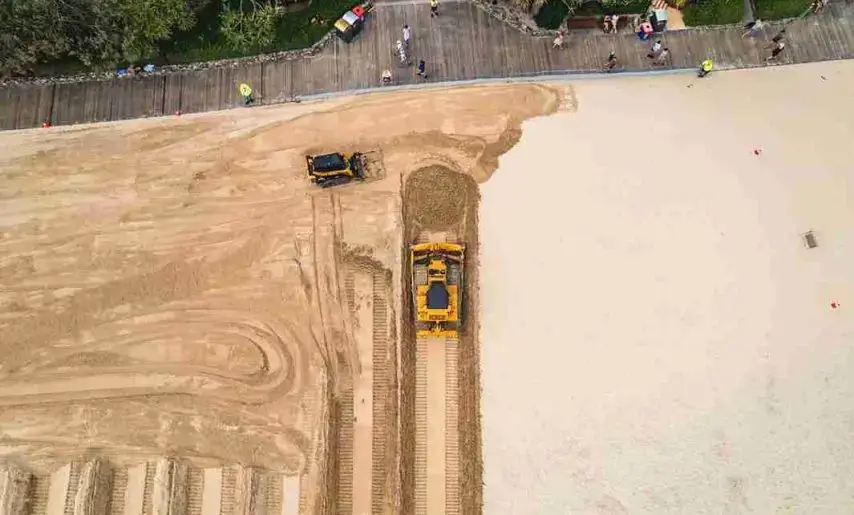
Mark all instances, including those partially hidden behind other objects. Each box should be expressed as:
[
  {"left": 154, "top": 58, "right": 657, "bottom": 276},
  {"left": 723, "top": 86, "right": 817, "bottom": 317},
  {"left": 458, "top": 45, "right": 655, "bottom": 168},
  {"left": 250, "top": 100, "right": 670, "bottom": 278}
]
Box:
[
  {"left": 2, "top": 459, "right": 303, "bottom": 515},
  {"left": 334, "top": 254, "right": 397, "bottom": 515},
  {"left": 0, "top": 310, "right": 302, "bottom": 407}
]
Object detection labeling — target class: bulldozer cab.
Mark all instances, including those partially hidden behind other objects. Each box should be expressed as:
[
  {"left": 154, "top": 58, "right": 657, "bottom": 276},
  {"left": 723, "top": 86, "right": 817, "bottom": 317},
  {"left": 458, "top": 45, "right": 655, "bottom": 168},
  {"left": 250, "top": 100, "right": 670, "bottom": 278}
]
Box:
[
  {"left": 426, "top": 260, "right": 450, "bottom": 310},
  {"left": 311, "top": 153, "right": 347, "bottom": 172}
]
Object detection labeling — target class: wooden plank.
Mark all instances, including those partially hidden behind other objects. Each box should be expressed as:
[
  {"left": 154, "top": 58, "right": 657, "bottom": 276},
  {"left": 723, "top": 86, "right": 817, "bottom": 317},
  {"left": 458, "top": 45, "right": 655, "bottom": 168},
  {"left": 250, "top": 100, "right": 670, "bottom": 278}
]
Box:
[
  {"left": 163, "top": 74, "right": 183, "bottom": 115},
  {"left": 263, "top": 61, "right": 295, "bottom": 103},
  {"left": 112, "top": 77, "right": 158, "bottom": 120},
  {"left": 180, "top": 71, "right": 208, "bottom": 114},
  {"left": 371, "top": 6, "right": 403, "bottom": 85},
  {"left": 52, "top": 82, "right": 86, "bottom": 126},
  {"left": 427, "top": 3, "right": 451, "bottom": 82},
  {"left": 83, "top": 80, "right": 115, "bottom": 123},
  {"left": 0, "top": 87, "right": 15, "bottom": 130},
  {"left": 12, "top": 85, "right": 54, "bottom": 129}
]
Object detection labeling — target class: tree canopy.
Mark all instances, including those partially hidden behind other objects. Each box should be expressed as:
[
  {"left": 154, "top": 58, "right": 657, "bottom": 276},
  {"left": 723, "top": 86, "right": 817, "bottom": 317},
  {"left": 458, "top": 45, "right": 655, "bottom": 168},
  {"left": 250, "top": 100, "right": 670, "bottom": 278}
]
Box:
[
  {"left": 0, "top": 0, "right": 205, "bottom": 77},
  {"left": 219, "top": 0, "right": 278, "bottom": 52}
]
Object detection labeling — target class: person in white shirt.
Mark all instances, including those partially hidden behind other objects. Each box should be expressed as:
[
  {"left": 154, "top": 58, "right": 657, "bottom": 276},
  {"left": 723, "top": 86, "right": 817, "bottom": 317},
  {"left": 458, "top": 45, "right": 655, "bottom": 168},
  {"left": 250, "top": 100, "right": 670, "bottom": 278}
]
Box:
[
  {"left": 403, "top": 25, "right": 411, "bottom": 47},
  {"left": 647, "top": 39, "right": 662, "bottom": 58},
  {"left": 742, "top": 18, "right": 764, "bottom": 38}
]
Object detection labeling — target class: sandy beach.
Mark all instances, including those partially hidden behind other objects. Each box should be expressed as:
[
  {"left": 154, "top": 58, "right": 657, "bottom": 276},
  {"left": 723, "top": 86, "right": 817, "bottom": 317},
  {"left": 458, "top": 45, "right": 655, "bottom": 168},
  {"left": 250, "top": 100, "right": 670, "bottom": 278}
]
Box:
[
  {"left": 481, "top": 60, "right": 854, "bottom": 514},
  {"left": 1, "top": 54, "right": 852, "bottom": 515}
]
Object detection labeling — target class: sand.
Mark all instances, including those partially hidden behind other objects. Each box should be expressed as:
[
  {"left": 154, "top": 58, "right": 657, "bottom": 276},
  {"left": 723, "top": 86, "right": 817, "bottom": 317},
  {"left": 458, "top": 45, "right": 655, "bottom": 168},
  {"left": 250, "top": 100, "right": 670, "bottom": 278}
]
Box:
[
  {"left": 0, "top": 82, "right": 560, "bottom": 513},
  {"left": 481, "top": 60, "right": 854, "bottom": 514}
]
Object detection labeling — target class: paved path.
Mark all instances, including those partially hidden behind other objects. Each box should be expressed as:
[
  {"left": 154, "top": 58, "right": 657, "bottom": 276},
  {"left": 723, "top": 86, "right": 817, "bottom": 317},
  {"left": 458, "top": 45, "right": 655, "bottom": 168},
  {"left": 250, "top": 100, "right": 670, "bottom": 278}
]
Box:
[{"left": 0, "top": 2, "right": 852, "bottom": 130}]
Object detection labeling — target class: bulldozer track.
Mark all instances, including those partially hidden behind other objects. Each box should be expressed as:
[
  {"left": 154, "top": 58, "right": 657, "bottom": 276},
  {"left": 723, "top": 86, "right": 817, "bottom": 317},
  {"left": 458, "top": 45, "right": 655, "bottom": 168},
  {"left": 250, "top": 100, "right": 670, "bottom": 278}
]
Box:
[
  {"left": 29, "top": 473, "right": 51, "bottom": 515},
  {"left": 109, "top": 467, "right": 129, "bottom": 515},
  {"left": 264, "top": 472, "right": 282, "bottom": 515},
  {"left": 444, "top": 338, "right": 460, "bottom": 515},
  {"left": 371, "top": 270, "right": 391, "bottom": 515},
  {"left": 336, "top": 386, "right": 354, "bottom": 515},
  {"left": 186, "top": 467, "right": 204, "bottom": 515},
  {"left": 413, "top": 338, "right": 428, "bottom": 515},
  {"left": 220, "top": 467, "right": 237, "bottom": 515},
  {"left": 0, "top": 461, "right": 303, "bottom": 515},
  {"left": 413, "top": 334, "right": 460, "bottom": 515},
  {"left": 140, "top": 461, "right": 155, "bottom": 515},
  {"left": 62, "top": 461, "right": 82, "bottom": 515}
]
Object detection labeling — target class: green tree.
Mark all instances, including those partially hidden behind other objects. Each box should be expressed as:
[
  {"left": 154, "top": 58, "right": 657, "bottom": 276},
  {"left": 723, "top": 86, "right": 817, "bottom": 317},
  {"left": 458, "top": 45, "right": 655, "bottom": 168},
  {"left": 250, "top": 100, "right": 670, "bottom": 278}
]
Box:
[
  {"left": 1, "top": 0, "right": 203, "bottom": 77},
  {"left": 219, "top": 1, "right": 278, "bottom": 52},
  {"left": 118, "top": 0, "right": 198, "bottom": 62},
  {"left": 0, "top": 0, "right": 118, "bottom": 76}
]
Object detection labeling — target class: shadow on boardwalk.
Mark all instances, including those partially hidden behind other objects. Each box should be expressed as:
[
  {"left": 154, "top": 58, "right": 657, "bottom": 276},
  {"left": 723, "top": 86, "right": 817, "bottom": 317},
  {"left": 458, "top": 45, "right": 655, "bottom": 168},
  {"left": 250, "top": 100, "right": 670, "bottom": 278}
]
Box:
[{"left": 0, "top": 2, "right": 852, "bottom": 130}]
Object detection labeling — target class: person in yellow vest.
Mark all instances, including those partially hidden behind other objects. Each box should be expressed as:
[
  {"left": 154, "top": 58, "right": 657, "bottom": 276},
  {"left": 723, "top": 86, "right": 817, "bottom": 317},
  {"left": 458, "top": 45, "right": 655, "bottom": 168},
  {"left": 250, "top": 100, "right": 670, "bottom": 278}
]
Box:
[
  {"left": 238, "top": 83, "right": 254, "bottom": 105},
  {"left": 698, "top": 59, "right": 714, "bottom": 78},
  {"left": 429, "top": 0, "right": 439, "bottom": 17}
]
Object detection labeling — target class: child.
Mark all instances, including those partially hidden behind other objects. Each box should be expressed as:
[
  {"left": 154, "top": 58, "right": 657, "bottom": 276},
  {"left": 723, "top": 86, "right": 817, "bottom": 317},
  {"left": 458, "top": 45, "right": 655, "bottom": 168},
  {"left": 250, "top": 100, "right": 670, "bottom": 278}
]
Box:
[{"left": 416, "top": 60, "right": 427, "bottom": 78}]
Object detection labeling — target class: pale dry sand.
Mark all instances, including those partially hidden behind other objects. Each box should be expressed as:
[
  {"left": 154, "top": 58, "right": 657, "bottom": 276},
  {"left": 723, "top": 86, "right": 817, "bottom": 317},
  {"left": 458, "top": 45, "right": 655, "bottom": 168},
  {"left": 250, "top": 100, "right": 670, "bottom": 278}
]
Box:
[{"left": 481, "top": 60, "right": 854, "bottom": 514}]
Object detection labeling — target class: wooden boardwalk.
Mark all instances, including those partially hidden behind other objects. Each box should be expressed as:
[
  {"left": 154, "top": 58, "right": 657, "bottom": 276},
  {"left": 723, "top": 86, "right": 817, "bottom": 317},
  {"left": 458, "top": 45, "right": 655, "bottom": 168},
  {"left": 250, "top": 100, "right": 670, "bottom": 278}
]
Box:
[{"left": 1, "top": 1, "right": 853, "bottom": 130}]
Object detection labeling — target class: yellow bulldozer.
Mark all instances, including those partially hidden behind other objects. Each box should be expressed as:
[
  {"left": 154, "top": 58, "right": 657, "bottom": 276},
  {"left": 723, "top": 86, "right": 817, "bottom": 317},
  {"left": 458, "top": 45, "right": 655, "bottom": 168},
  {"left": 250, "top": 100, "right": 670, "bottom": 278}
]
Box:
[
  {"left": 410, "top": 242, "right": 465, "bottom": 338},
  {"left": 306, "top": 152, "right": 366, "bottom": 188}
]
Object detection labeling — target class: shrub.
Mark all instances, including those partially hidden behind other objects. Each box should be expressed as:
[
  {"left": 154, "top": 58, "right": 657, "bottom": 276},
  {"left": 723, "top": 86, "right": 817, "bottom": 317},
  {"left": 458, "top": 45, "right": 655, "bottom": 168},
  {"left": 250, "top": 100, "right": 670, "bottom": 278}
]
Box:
[
  {"left": 604, "top": 0, "right": 652, "bottom": 13},
  {"left": 220, "top": 3, "right": 278, "bottom": 52},
  {"left": 754, "top": 0, "right": 812, "bottom": 19},
  {"left": 534, "top": 0, "right": 572, "bottom": 29},
  {"left": 683, "top": 0, "right": 743, "bottom": 25}
]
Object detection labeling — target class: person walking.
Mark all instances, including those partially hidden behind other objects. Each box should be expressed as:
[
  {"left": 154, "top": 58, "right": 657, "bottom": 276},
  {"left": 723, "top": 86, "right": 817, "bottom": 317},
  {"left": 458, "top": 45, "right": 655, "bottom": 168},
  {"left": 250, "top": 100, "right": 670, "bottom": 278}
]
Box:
[
  {"left": 654, "top": 47, "right": 670, "bottom": 65},
  {"left": 604, "top": 51, "right": 617, "bottom": 71},
  {"left": 742, "top": 18, "right": 765, "bottom": 38},
  {"left": 416, "top": 59, "right": 427, "bottom": 78},
  {"left": 403, "top": 25, "right": 412, "bottom": 47},
  {"left": 647, "top": 39, "right": 662, "bottom": 58},
  {"left": 610, "top": 14, "right": 620, "bottom": 33},
  {"left": 766, "top": 40, "right": 786, "bottom": 60},
  {"left": 429, "top": 0, "right": 439, "bottom": 17}
]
